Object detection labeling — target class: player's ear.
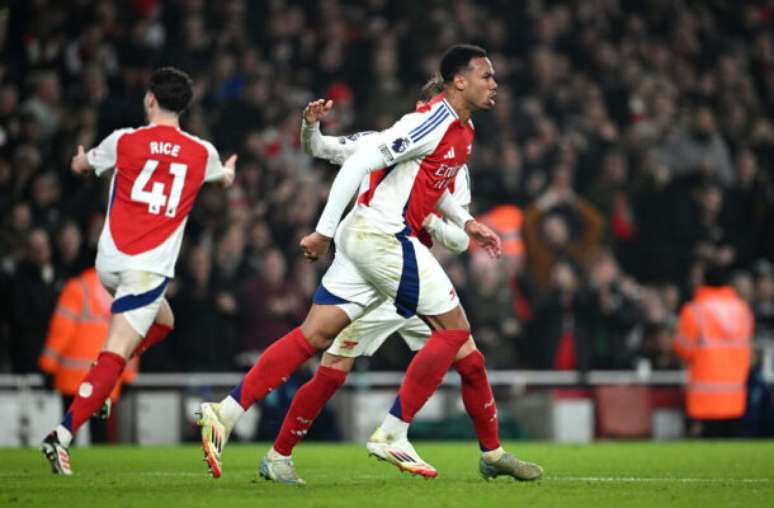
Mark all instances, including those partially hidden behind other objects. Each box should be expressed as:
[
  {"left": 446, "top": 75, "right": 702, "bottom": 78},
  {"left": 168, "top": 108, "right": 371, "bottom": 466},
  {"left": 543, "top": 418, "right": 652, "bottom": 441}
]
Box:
[{"left": 454, "top": 74, "right": 466, "bottom": 91}]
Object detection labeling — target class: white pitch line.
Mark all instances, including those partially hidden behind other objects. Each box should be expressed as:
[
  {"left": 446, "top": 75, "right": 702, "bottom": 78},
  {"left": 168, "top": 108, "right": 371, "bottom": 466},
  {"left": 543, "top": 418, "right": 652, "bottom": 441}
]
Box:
[{"left": 552, "top": 476, "right": 771, "bottom": 483}]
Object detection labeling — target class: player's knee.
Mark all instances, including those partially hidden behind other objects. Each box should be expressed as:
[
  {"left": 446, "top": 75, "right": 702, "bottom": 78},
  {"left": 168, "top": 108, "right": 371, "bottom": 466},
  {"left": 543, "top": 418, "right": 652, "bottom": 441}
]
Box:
[
  {"left": 300, "top": 309, "right": 348, "bottom": 350},
  {"left": 425, "top": 305, "right": 470, "bottom": 331},
  {"left": 321, "top": 353, "right": 355, "bottom": 373},
  {"left": 299, "top": 326, "right": 335, "bottom": 350},
  {"left": 454, "top": 338, "right": 478, "bottom": 361},
  {"left": 455, "top": 348, "right": 486, "bottom": 376}
]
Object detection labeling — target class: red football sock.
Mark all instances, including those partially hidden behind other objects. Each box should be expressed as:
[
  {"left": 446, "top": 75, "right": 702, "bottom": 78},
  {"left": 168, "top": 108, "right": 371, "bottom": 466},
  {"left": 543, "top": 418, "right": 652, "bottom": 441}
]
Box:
[
  {"left": 230, "top": 327, "right": 316, "bottom": 410},
  {"left": 61, "top": 352, "right": 125, "bottom": 434},
  {"left": 273, "top": 366, "right": 348, "bottom": 456},
  {"left": 454, "top": 350, "right": 500, "bottom": 451},
  {"left": 391, "top": 329, "right": 469, "bottom": 423},
  {"left": 131, "top": 323, "right": 173, "bottom": 358}
]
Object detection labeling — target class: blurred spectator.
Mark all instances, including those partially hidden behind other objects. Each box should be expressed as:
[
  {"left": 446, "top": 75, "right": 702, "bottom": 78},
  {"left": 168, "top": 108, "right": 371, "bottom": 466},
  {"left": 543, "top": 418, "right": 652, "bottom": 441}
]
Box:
[
  {"left": 53, "top": 220, "right": 89, "bottom": 279},
  {"left": 241, "top": 248, "right": 306, "bottom": 353},
  {"left": 8, "top": 229, "right": 60, "bottom": 372},
  {"left": 523, "top": 167, "right": 604, "bottom": 292},
  {"left": 20, "top": 71, "right": 62, "bottom": 140},
  {"left": 466, "top": 252, "right": 519, "bottom": 368},
  {"left": 752, "top": 260, "right": 774, "bottom": 342},
  {"left": 525, "top": 260, "right": 588, "bottom": 370},
  {"left": 655, "top": 105, "right": 735, "bottom": 186},
  {"left": 148, "top": 246, "right": 239, "bottom": 371},
  {"left": 582, "top": 249, "right": 642, "bottom": 369},
  {"left": 639, "top": 322, "right": 681, "bottom": 371},
  {"left": 674, "top": 264, "right": 753, "bottom": 438}
]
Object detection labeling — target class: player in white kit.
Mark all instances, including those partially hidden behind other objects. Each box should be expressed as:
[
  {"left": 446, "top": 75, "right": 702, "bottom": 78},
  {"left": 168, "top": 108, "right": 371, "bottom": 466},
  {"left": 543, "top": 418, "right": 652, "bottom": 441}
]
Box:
[
  {"left": 197, "top": 46, "right": 543, "bottom": 484},
  {"left": 41, "top": 67, "right": 236, "bottom": 475}
]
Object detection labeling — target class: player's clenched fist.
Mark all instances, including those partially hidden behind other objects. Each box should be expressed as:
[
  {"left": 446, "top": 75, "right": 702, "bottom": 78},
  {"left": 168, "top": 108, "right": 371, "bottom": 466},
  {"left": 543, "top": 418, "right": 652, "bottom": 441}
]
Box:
[{"left": 300, "top": 231, "right": 332, "bottom": 261}]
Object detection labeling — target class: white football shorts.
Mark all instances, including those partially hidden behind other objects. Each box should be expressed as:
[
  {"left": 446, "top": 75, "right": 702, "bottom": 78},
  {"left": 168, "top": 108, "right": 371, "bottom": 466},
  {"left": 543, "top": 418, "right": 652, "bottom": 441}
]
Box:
[
  {"left": 97, "top": 269, "right": 169, "bottom": 336},
  {"left": 326, "top": 302, "right": 431, "bottom": 357},
  {"left": 314, "top": 212, "right": 460, "bottom": 323}
]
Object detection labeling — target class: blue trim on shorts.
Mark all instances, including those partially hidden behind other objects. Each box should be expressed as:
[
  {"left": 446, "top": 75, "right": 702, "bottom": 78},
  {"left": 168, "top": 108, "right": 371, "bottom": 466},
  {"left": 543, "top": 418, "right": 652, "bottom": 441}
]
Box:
[
  {"left": 394, "top": 228, "right": 419, "bottom": 318},
  {"left": 110, "top": 277, "right": 170, "bottom": 313},
  {"left": 313, "top": 284, "right": 351, "bottom": 305}
]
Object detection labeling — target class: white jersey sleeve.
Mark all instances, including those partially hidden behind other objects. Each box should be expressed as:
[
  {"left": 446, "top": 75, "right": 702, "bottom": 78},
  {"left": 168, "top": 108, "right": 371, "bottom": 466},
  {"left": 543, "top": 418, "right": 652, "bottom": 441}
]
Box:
[
  {"left": 301, "top": 120, "right": 376, "bottom": 166},
  {"left": 437, "top": 188, "right": 473, "bottom": 229},
  {"left": 424, "top": 214, "right": 469, "bottom": 253},
  {"left": 375, "top": 110, "right": 448, "bottom": 166},
  {"left": 87, "top": 128, "right": 132, "bottom": 176},
  {"left": 315, "top": 136, "right": 387, "bottom": 237}
]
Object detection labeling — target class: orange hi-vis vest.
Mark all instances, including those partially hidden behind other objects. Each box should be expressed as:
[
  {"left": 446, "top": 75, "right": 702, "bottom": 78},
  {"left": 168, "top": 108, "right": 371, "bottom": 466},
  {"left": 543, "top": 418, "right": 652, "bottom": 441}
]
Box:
[
  {"left": 38, "top": 268, "right": 137, "bottom": 401},
  {"left": 474, "top": 204, "right": 524, "bottom": 256},
  {"left": 674, "top": 286, "right": 753, "bottom": 420}
]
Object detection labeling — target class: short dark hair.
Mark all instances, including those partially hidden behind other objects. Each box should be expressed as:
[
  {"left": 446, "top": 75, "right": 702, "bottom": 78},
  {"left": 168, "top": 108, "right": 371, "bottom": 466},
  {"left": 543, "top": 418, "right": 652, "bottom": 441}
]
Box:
[
  {"left": 440, "top": 44, "right": 488, "bottom": 83},
  {"left": 147, "top": 67, "right": 193, "bottom": 114},
  {"left": 703, "top": 261, "right": 729, "bottom": 287}
]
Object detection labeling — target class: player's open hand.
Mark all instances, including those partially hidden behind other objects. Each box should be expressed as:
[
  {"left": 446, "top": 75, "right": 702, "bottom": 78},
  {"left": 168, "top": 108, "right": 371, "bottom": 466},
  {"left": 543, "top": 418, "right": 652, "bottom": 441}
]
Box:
[
  {"left": 71, "top": 145, "right": 92, "bottom": 175},
  {"left": 222, "top": 154, "right": 237, "bottom": 187},
  {"left": 300, "top": 231, "right": 332, "bottom": 261},
  {"left": 464, "top": 220, "right": 502, "bottom": 258},
  {"left": 303, "top": 99, "right": 334, "bottom": 124}
]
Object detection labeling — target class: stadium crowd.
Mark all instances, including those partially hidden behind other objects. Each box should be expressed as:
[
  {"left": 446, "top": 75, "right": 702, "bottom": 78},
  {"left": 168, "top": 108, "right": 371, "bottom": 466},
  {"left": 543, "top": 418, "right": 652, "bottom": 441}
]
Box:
[{"left": 1, "top": 0, "right": 774, "bottom": 381}]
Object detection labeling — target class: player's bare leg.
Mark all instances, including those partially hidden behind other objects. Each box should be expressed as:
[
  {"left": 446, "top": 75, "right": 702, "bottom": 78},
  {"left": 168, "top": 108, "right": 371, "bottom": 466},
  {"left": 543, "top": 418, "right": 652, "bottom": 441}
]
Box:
[
  {"left": 42, "top": 314, "right": 142, "bottom": 475},
  {"left": 96, "top": 301, "right": 174, "bottom": 421},
  {"left": 131, "top": 298, "right": 174, "bottom": 357},
  {"left": 199, "top": 304, "right": 350, "bottom": 479}
]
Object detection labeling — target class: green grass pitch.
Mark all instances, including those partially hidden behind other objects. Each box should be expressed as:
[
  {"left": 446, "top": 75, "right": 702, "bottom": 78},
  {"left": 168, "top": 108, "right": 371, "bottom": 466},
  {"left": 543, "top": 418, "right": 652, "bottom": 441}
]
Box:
[{"left": 2, "top": 441, "right": 773, "bottom": 507}]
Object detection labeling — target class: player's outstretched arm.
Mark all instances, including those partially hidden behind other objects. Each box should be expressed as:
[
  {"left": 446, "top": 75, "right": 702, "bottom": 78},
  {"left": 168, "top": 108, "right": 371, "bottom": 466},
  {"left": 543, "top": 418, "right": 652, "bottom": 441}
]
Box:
[
  {"left": 71, "top": 145, "right": 94, "bottom": 175},
  {"left": 300, "top": 99, "right": 333, "bottom": 155},
  {"left": 300, "top": 99, "right": 364, "bottom": 166}
]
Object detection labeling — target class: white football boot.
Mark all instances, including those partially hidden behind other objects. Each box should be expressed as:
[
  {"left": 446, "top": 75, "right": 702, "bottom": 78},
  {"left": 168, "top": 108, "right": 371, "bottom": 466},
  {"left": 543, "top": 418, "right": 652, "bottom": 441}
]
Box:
[
  {"left": 366, "top": 427, "right": 438, "bottom": 478},
  {"left": 196, "top": 402, "right": 229, "bottom": 478}
]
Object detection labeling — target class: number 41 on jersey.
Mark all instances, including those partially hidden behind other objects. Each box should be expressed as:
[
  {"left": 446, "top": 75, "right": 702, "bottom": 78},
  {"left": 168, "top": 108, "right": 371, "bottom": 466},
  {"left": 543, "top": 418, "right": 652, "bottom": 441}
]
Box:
[{"left": 131, "top": 159, "right": 187, "bottom": 217}]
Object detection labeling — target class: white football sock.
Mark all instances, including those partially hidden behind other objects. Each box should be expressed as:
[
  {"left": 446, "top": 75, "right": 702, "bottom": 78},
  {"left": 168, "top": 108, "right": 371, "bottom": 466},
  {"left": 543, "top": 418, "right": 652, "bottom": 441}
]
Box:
[
  {"left": 268, "top": 447, "right": 291, "bottom": 460},
  {"left": 55, "top": 425, "right": 73, "bottom": 448},
  {"left": 219, "top": 396, "right": 245, "bottom": 432},
  {"left": 380, "top": 413, "right": 409, "bottom": 440},
  {"left": 481, "top": 446, "right": 505, "bottom": 464}
]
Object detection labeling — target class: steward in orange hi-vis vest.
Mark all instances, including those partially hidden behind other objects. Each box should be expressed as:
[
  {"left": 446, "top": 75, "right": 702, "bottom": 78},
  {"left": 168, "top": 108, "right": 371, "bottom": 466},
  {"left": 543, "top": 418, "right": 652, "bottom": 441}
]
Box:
[
  {"left": 38, "top": 268, "right": 138, "bottom": 402},
  {"left": 674, "top": 284, "right": 753, "bottom": 421}
]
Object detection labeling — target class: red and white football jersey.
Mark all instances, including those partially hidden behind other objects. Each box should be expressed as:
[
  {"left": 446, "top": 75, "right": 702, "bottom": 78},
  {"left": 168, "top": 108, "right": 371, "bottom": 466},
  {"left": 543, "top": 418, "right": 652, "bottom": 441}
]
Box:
[
  {"left": 355, "top": 93, "right": 474, "bottom": 236},
  {"left": 88, "top": 124, "right": 225, "bottom": 277}
]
